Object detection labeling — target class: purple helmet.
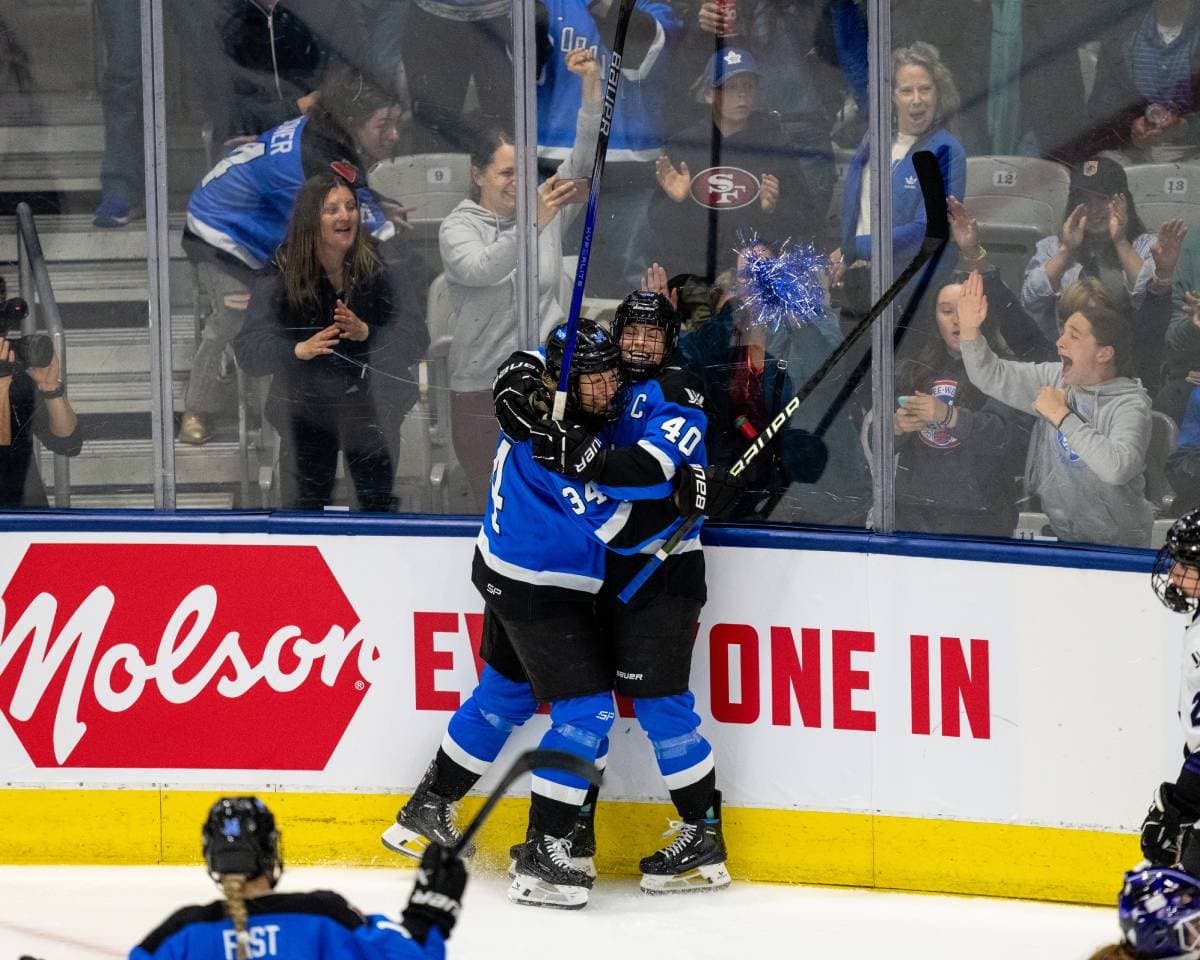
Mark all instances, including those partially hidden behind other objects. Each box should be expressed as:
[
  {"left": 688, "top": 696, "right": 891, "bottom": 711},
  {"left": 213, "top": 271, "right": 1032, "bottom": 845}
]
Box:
[{"left": 1120, "top": 867, "right": 1200, "bottom": 958}]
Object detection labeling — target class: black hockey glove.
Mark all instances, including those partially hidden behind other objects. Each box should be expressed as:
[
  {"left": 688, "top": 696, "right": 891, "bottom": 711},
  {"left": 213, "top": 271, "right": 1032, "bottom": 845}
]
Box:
[
  {"left": 1141, "top": 782, "right": 1197, "bottom": 866},
  {"left": 779, "top": 428, "right": 831, "bottom": 485},
  {"left": 675, "top": 463, "right": 746, "bottom": 519},
  {"left": 401, "top": 843, "right": 467, "bottom": 943},
  {"left": 493, "top": 353, "right": 550, "bottom": 443},
  {"left": 530, "top": 419, "right": 606, "bottom": 479}
]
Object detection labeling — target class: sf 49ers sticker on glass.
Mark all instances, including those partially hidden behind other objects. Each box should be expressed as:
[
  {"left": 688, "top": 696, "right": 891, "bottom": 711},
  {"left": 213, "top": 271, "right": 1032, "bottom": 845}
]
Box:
[{"left": 0, "top": 544, "right": 378, "bottom": 770}]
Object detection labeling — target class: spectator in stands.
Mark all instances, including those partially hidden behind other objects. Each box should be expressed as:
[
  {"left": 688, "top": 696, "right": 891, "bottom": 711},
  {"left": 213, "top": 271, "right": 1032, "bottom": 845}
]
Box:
[
  {"left": 1158, "top": 227, "right": 1200, "bottom": 424},
  {"left": 441, "top": 48, "right": 602, "bottom": 509},
  {"left": 1021, "top": 157, "right": 1161, "bottom": 344},
  {"left": 1085, "top": 0, "right": 1200, "bottom": 162},
  {"left": 540, "top": 0, "right": 682, "bottom": 297},
  {"left": 179, "top": 65, "right": 408, "bottom": 446},
  {"left": 958, "top": 270, "right": 1154, "bottom": 547},
  {"left": 398, "top": 1, "right": 516, "bottom": 153},
  {"left": 1166, "top": 382, "right": 1200, "bottom": 509},
  {"left": 652, "top": 47, "right": 821, "bottom": 284},
  {"left": 829, "top": 42, "right": 966, "bottom": 319},
  {"left": 215, "top": 0, "right": 329, "bottom": 143},
  {"left": 233, "top": 173, "right": 397, "bottom": 512},
  {"left": 0, "top": 334, "right": 81, "bottom": 509},
  {"left": 890, "top": 275, "right": 1022, "bottom": 538},
  {"left": 672, "top": 248, "right": 870, "bottom": 525},
  {"left": 667, "top": 2, "right": 843, "bottom": 202}
]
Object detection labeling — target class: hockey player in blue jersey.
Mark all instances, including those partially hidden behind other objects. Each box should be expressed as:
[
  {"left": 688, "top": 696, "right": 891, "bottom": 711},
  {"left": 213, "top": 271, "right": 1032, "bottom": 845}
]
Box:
[
  {"left": 1144, "top": 510, "right": 1200, "bottom": 876},
  {"left": 132, "top": 796, "right": 465, "bottom": 960},
  {"left": 383, "top": 300, "right": 736, "bottom": 906}
]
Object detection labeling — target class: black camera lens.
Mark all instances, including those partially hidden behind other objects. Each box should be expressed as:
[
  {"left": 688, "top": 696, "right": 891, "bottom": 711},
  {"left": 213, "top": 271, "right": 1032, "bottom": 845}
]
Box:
[{"left": 0, "top": 297, "right": 28, "bottom": 324}]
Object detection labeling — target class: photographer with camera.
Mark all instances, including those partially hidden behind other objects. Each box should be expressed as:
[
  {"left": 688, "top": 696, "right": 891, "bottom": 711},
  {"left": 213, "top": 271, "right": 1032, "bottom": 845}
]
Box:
[{"left": 0, "top": 288, "right": 81, "bottom": 509}]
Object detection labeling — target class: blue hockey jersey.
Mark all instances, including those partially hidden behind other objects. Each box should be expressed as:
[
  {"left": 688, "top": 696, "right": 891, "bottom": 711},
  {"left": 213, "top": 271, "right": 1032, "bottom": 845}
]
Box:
[
  {"left": 537, "top": 0, "right": 679, "bottom": 162},
  {"left": 186, "top": 116, "right": 394, "bottom": 270},
  {"left": 130, "top": 890, "right": 443, "bottom": 960}
]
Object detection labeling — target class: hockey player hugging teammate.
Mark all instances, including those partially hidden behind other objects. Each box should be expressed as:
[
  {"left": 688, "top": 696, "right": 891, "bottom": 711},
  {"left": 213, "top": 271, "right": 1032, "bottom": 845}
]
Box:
[{"left": 382, "top": 295, "right": 737, "bottom": 907}]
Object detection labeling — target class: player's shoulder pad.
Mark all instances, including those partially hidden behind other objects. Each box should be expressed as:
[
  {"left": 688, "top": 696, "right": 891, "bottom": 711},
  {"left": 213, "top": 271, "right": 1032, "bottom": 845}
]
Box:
[
  {"left": 654, "top": 364, "right": 706, "bottom": 410},
  {"left": 250, "top": 890, "right": 367, "bottom": 929},
  {"left": 137, "top": 901, "right": 228, "bottom": 954}
]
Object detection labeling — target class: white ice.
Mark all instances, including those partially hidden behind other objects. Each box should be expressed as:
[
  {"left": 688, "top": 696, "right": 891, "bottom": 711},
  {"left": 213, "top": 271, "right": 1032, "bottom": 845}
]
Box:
[{"left": 0, "top": 864, "right": 1117, "bottom": 960}]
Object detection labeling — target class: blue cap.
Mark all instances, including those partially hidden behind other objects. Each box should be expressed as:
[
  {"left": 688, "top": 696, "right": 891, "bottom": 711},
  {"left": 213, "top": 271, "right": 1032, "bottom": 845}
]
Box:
[{"left": 704, "top": 48, "right": 760, "bottom": 88}]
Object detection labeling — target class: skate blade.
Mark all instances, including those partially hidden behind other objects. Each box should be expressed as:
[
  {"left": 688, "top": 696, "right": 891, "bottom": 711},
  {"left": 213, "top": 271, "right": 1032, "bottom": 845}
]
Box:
[
  {"left": 640, "top": 862, "right": 732, "bottom": 894},
  {"left": 508, "top": 856, "right": 595, "bottom": 880},
  {"left": 508, "top": 872, "right": 589, "bottom": 909},
  {"left": 380, "top": 823, "right": 427, "bottom": 861}
]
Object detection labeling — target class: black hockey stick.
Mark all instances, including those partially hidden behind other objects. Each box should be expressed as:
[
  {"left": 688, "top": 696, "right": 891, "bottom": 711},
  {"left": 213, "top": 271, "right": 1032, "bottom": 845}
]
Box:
[
  {"left": 553, "top": 0, "right": 637, "bottom": 421},
  {"left": 450, "top": 749, "right": 602, "bottom": 860},
  {"left": 618, "top": 150, "right": 949, "bottom": 604}
]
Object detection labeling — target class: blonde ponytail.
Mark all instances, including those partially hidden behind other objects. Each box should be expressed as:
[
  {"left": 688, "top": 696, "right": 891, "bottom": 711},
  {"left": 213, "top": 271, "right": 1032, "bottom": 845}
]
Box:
[{"left": 220, "top": 875, "right": 251, "bottom": 960}]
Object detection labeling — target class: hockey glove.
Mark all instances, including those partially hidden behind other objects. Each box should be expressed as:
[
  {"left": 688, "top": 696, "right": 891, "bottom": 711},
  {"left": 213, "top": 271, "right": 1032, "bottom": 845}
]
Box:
[
  {"left": 401, "top": 843, "right": 467, "bottom": 943},
  {"left": 675, "top": 463, "right": 746, "bottom": 519},
  {"left": 1141, "top": 782, "right": 1197, "bottom": 866},
  {"left": 493, "top": 353, "right": 550, "bottom": 443},
  {"left": 530, "top": 419, "right": 606, "bottom": 479}
]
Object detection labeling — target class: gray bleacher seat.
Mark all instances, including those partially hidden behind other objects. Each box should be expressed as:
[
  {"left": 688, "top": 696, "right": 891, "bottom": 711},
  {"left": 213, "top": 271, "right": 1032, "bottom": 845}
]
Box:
[
  {"left": 1123, "top": 162, "right": 1200, "bottom": 232},
  {"left": 422, "top": 273, "right": 457, "bottom": 511},
  {"left": 1146, "top": 409, "right": 1179, "bottom": 517},
  {"left": 369, "top": 153, "right": 471, "bottom": 223},
  {"left": 964, "top": 156, "right": 1070, "bottom": 293}
]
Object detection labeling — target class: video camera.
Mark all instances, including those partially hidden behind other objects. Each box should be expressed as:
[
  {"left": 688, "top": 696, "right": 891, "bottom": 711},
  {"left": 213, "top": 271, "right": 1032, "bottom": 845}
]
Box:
[{"left": 0, "top": 297, "right": 54, "bottom": 373}]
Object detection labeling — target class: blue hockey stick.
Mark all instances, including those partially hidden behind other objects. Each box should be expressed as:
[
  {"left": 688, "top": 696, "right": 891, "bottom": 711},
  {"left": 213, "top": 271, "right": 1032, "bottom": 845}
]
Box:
[
  {"left": 618, "top": 150, "right": 950, "bottom": 603},
  {"left": 552, "top": 0, "right": 638, "bottom": 421}
]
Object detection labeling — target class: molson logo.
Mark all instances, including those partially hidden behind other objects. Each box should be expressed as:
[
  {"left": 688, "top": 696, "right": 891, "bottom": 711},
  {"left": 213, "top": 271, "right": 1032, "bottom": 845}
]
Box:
[
  {"left": 0, "top": 544, "right": 378, "bottom": 769},
  {"left": 689, "top": 166, "right": 760, "bottom": 210}
]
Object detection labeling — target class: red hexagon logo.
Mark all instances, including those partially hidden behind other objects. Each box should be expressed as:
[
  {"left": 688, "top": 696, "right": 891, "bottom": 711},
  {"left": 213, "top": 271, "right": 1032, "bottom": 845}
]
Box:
[
  {"left": 689, "top": 165, "right": 760, "bottom": 210},
  {"left": 0, "top": 543, "right": 376, "bottom": 770}
]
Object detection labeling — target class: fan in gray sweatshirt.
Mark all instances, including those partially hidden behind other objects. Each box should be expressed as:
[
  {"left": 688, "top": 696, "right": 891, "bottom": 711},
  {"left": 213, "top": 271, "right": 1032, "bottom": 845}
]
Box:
[
  {"left": 439, "top": 99, "right": 600, "bottom": 393},
  {"left": 960, "top": 334, "right": 1153, "bottom": 547}
]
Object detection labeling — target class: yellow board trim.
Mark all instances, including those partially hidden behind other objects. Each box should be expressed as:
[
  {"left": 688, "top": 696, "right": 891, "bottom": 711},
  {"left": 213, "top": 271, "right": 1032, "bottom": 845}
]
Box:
[{"left": 0, "top": 789, "right": 1138, "bottom": 906}]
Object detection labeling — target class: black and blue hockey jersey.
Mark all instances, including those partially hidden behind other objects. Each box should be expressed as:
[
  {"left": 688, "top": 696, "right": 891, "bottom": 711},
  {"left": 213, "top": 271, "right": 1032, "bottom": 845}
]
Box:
[
  {"left": 186, "top": 115, "right": 393, "bottom": 270},
  {"left": 130, "top": 890, "right": 443, "bottom": 960}
]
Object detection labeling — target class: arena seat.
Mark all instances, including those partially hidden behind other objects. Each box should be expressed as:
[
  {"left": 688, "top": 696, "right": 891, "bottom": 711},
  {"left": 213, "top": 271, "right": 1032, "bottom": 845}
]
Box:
[
  {"left": 965, "top": 156, "right": 1070, "bottom": 292},
  {"left": 1123, "top": 162, "right": 1200, "bottom": 232}
]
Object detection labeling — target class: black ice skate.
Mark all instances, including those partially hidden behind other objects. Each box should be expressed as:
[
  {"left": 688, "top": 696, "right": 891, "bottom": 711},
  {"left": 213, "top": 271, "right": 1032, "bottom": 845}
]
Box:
[
  {"left": 508, "top": 833, "right": 594, "bottom": 909},
  {"left": 381, "top": 763, "right": 474, "bottom": 860},
  {"left": 508, "top": 806, "right": 597, "bottom": 879},
  {"left": 639, "top": 794, "right": 731, "bottom": 893}
]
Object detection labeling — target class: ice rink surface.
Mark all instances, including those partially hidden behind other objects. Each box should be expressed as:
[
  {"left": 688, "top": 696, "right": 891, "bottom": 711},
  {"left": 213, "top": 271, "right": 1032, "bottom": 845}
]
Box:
[{"left": 0, "top": 864, "right": 1119, "bottom": 960}]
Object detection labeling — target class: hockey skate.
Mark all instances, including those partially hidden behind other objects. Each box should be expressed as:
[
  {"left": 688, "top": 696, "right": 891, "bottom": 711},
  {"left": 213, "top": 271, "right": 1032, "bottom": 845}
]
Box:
[
  {"left": 639, "top": 794, "right": 731, "bottom": 893},
  {"left": 381, "top": 764, "right": 474, "bottom": 860},
  {"left": 508, "top": 806, "right": 597, "bottom": 879},
  {"left": 508, "top": 833, "right": 594, "bottom": 909}
]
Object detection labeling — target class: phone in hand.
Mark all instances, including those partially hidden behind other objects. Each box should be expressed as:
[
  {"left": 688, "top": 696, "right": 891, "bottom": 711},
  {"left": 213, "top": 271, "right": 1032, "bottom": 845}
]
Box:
[{"left": 563, "top": 177, "right": 590, "bottom": 204}]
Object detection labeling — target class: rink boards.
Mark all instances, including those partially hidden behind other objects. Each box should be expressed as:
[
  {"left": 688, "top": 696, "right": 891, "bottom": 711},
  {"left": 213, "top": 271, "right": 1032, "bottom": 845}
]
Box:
[{"left": 0, "top": 517, "right": 1170, "bottom": 904}]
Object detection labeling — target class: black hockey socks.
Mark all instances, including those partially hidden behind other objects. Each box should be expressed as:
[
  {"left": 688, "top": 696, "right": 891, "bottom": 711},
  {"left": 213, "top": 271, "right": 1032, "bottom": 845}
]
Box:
[
  {"left": 668, "top": 767, "right": 718, "bottom": 822},
  {"left": 433, "top": 747, "right": 481, "bottom": 801}
]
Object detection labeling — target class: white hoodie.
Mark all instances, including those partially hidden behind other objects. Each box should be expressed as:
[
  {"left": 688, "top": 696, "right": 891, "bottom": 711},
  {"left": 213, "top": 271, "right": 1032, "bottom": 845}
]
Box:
[{"left": 440, "top": 99, "right": 601, "bottom": 392}]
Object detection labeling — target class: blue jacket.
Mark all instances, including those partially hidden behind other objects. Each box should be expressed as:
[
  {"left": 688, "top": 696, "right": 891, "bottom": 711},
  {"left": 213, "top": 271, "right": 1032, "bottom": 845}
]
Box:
[{"left": 839, "top": 126, "right": 965, "bottom": 268}]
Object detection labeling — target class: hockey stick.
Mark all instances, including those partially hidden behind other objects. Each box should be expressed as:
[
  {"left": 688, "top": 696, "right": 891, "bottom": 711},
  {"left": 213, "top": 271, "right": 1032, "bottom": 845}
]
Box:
[
  {"left": 552, "top": 0, "right": 638, "bottom": 422},
  {"left": 450, "top": 748, "right": 602, "bottom": 860},
  {"left": 617, "top": 149, "right": 949, "bottom": 604}
]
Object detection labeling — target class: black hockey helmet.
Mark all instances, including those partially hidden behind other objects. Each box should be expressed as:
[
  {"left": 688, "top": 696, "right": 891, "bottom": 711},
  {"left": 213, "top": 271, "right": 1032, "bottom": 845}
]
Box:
[
  {"left": 612, "top": 291, "right": 680, "bottom": 379},
  {"left": 1153, "top": 509, "right": 1200, "bottom": 614},
  {"left": 544, "top": 319, "right": 623, "bottom": 422},
  {"left": 202, "top": 796, "right": 283, "bottom": 885}
]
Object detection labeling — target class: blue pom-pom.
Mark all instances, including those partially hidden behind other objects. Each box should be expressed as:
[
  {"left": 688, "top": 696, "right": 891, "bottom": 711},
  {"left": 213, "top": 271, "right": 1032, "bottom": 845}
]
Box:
[{"left": 735, "top": 234, "right": 827, "bottom": 331}]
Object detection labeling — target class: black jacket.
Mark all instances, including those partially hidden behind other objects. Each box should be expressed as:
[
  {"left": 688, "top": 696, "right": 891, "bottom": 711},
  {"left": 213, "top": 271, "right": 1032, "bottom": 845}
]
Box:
[{"left": 0, "top": 372, "right": 82, "bottom": 509}]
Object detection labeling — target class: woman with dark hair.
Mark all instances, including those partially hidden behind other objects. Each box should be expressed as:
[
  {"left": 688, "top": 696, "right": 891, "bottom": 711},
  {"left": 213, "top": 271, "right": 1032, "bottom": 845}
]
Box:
[
  {"left": 1021, "top": 155, "right": 1159, "bottom": 343},
  {"left": 891, "top": 275, "right": 1022, "bottom": 538},
  {"left": 180, "top": 64, "right": 405, "bottom": 446},
  {"left": 234, "top": 173, "right": 396, "bottom": 511},
  {"left": 438, "top": 47, "right": 601, "bottom": 509}
]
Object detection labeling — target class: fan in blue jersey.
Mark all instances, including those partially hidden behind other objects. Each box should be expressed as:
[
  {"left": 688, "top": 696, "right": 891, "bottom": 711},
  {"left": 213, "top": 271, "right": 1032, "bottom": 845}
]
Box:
[
  {"left": 131, "top": 796, "right": 465, "bottom": 960},
  {"left": 178, "top": 64, "right": 404, "bottom": 447},
  {"left": 1085, "top": 866, "right": 1200, "bottom": 959}
]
